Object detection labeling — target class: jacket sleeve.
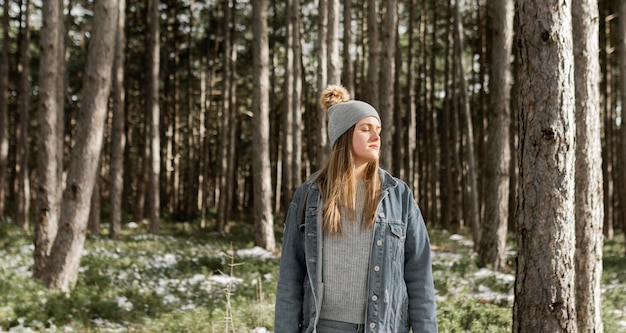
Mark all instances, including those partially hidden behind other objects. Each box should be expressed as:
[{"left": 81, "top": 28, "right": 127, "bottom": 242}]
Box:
[
  {"left": 404, "top": 195, "right": 438, "bottom": 332},
  {"left": 274, "top": 185, "right": 308, "bottom": 332}
]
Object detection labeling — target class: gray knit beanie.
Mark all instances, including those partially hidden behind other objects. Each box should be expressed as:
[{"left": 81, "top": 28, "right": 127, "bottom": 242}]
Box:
[
  {"left": 319, "top": 85, "right": 381, "bottom": 148},
  {"left": 327, "top": 101, "right": 381, "bottom": 147}
]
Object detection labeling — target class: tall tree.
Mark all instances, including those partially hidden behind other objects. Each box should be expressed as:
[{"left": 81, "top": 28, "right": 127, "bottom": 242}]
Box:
[
  {"left": 34, "top": 0, "right": 64, "bottom": 278},
  {"left": 291, "top": 0, "right": 303, "bottom": 190},
  {"left": 454, "top": 0, "right": 480, "bottom": 246},
  {"left": 379, "top": 0, "right": 397, "bottom": 169},
  {"left": 618, "top": 2, "right": 626, "bottom": 250},
  {"left": 42, "top": 0, "right": 119, "bottom": 291},
  {"left": 365, "top": 0, "right": 379, "bottom": 109},
  {"left": 478, "top": 0, "right": 514, "bottom": 270},
  {"left": 514, "top": 0, "right": 578, "bottom": 331},
  {"left": 148, "top": 0, "right": 160, "bottom": 234},
  {"left": 282, "top": 0, "right": 295, "bottom": 212},
  {"left": 0, "top": 0, "right": 9, "bottom": 219},
  {"left": 216, "top": 0, "right": 237, "bottom": 233},
  {"left": 327, "top": 0, "right": 340, "bottom": 84},
  {"left": 315, "top": 0, "right": 329, "bottom": 166},
  {"left": 109, "top": 0, "right": 126, "bottom": 240},
  {"left": 251, "top": 0, "right": 275, "bottom": 251},
  {"left": 573, "top": 0, "right": 604, "bottom": 331},
  {"left": 16, "top": 0, "right": 31, "bottom": 230},
  {"left": 342, "top": 0, "right": 354, "bottom": 95}
]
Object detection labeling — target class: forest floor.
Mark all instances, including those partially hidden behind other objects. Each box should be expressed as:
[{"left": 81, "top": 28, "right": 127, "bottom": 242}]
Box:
[{"left": 0, "top": 220, "right": 625, "bottom": 332}]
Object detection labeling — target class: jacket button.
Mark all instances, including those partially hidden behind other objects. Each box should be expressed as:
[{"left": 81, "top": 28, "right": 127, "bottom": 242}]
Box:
[
  {"left": 378, "top": 213, "right": 385, "bottom": 218},
  {"left": 370, "top": 323, "right": 376, "bottom": 329},
  {"left": 372, "top": 295, "right": 378, "bottom": 301},
  {"left": 376, "top": 240, "right": 382, "bottom": 246},
  {"left": 374, "top": 266, "right": 380, "bottom": 272}
]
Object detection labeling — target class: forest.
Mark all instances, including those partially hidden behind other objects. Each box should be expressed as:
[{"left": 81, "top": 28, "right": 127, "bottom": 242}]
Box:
[{"left": 1, "top": 0, "right": 625, "bottom": 331}]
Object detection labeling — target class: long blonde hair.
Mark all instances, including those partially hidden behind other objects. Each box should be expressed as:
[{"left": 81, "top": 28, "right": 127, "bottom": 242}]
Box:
[{"left": 314, "top": 128, "right": 381, "bottom": 235}]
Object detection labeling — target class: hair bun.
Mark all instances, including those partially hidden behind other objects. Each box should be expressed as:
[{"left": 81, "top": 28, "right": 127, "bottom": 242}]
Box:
[{"left": 319, "top": 85, "right": 350, "bottom": 112}]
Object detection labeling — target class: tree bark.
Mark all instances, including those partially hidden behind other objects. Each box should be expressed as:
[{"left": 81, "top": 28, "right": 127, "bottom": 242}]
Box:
[
  {"left": 0, "top": 0, "right": 9, "bottom": 219},
  {"left": 282, "top": 0, "right": 295, "bottom": 212},
  {"left": 573, "top": 1, "right": 604, "bottom": 331},
  {"left": 514, "top": 0, "right": 578, "bottom": 331},
  {"left": 148, "top": 0, "right": 160, "bottom": 234},
  {"left": 43, "top": 0, "right": 118, "bottom": 291},
  {"left": 380, "top": 0, "right": 397, "bottom": 170},
  {"left": 34, "top": 0, "right": 64, "bottom": 279},
  {"left": 315, "top": 0, "right": 329, "bottom": 166},
  {"left": 251, "top": 0, "right": 275, "bottom": 251},
  {"left": 478, "top": 0, "right": 513, "bottom": 270},
  {"left": 454, "top": 0, "right": 480, "bottom": 246},
  {"left": 327, "top": 0, "right": 340, "bottom": 84},
  {"left": 365, "top": 0, "right": 379, "bottom": 109},
  {"left": 16, "top": 0, "right": 32, "bottom": 230},
  {"left": 342, "top": 0, "right": 354, "bottom": 95},
  {"left": 109, "top": 0, "right": 126, "bottom": 240}
]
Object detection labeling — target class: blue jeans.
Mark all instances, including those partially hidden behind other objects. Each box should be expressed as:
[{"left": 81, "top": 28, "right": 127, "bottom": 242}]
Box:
[{"left": 316, "top": 319, "right": 365, "bottom": 333}]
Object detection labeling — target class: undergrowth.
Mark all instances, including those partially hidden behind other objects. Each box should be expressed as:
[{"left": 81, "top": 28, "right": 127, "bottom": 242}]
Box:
[{"left": 0, "top": 221, "right": 624, "bottom": 332}]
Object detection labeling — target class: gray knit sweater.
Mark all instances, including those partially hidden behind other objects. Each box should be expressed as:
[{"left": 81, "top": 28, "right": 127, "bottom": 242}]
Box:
[{"left": 319, "top": 181, "right": 374, "bottom": 324}]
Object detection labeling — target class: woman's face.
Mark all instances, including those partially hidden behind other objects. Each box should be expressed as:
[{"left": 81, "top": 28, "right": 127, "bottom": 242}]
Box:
[{"left": 352, "top": 116, "right": 381, "bottom": 167}]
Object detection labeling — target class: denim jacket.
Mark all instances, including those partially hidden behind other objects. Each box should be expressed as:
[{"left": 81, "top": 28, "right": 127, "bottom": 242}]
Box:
[{"left": 275, "top": 168, "right": 438, "bottom": 333}]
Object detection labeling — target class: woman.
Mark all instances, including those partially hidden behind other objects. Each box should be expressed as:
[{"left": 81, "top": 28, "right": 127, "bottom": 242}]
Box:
[{"left": 275, "top": 85, "right": 438, "bottom": 333}]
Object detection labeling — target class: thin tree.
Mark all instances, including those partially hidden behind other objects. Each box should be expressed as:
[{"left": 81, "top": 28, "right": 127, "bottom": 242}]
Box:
[
  {"left": 34, "top": 0, "right": 64, "bottom": 278},
  {"left": 16, "top": 0, "right": 32, "bottom": 230},
  {"left": 148, "top": 0, "right": 160, "bottom": 234},
  {"left": 342, "top": 0, "right": 354, "bottom": 95},
  {"left": 365, "top": 0, "right": 379, "bottom": 109},
  {"left": 379, "top": 0, "right": 397, "bottom": 169},
  {"left": 453, "top": 0, "right": 480, "bottom": 246},
  {"left": 291, "top": 0, "right": 303, "bottom": 189},
  {"left": 42, "top": 0, "right": 119, "bottom": 291},
  {"left": 315, "top": 0, "right": 329, "bottom": 166},
  {"left": 573, "top": 0, "right": 604, "bottom": 331},
  {"left": 0, "top": 0, "right": 9, "bottom": 220},
  {"left": 216, "top": 0, "right": 237, "bottom": 233},
  {"left": 251, "top": 0, "right": 275, "bottom": 251},
  {"left": 109, "top": 0, "right": 126, "bottom": 240},
  {"left": 327, "top": 0, "right": 340, "bottom": 84},
  {"left": 282, "top": 0, "right": 295, "bottom": 212},
  {"left": 619, "top": 0, "right": 626, "bottom": 254},
  {"left": 514, "top": 0, "right": 578, "bottom": 331},
  {"left": 478, "top": 0, "right": 514, "bottom": 270}
]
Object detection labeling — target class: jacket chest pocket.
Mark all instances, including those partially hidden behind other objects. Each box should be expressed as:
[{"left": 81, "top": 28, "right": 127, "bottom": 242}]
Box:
[{"left": 386, "top": 222, "right": 406, "bottom": 263}]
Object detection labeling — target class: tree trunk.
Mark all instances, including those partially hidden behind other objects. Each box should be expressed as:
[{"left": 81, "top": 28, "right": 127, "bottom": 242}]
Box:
[
  {"left": 0, "top": 0, "right": 9, "bottom": 219},
  {"left": 315, "top": 0, "right": 329, "bottom": 166},
  {"left": 88, "top": 162, "right": 102, "bottom": 236},
  {"left": 342, "top": 0, "right": 354, "bottom": 95},
  {"left": 109, "top": 0, "right": 126, "bottom": 240},
  {"left": 514, "top": 0, "right": 578, "bottom": 331},
  {"left": 454, "top": 0, "right": 480, "bottom": 246},
  {"left": 148, "top": 0, "right": 160, "bottom": 234},
  {"left": 478, "top": 0, "right": 513, "bottom": 270},
  {"left": 600, "top": 1, "right": 614, "bottom": 241},
  {"left": 16, "top": 0, "right": 31, "bottom": 230},
  {"left": 327, "top": 0, "right": 340, "bottom": 84},
  {"left": 365, "top": 0, "right": 379, "bottom": 109},
  {"left": 379, "top": 0, "right": 397, "bottom": 170},
  {"left": 573, "top": 1, "right": 603, "bottom": 331},
  {"left": 34, "top": 0, "right": 64, "bottom": 279},
  {"left": 282, "top": 0, "right": 295, "bottom": 212},
  {"left": 292, "top": 0, "right": 303, "bottom": 189},
  {"left": 43, "top": 0, "right": 118, "bottom": 291},
  {"left": 251, "top": 0, "right": 275, "bottom": 251},
  {"left": 618, "top": 2, "right": 626, "bottom": 254},
  {"left": 217, "top": 0, "right": 237, "bottom": 233}
]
